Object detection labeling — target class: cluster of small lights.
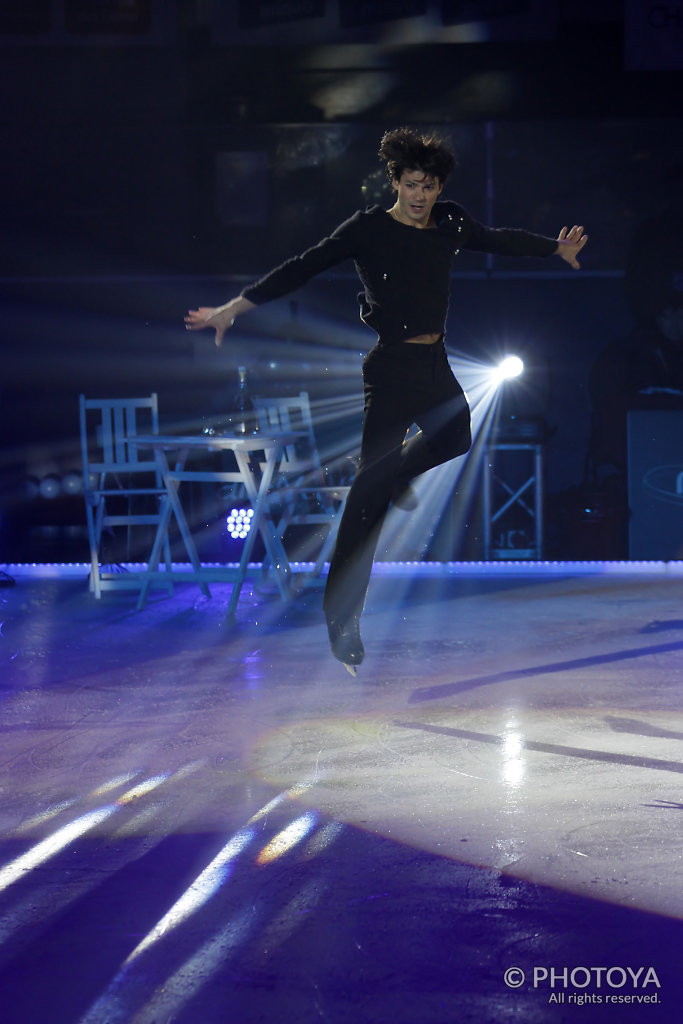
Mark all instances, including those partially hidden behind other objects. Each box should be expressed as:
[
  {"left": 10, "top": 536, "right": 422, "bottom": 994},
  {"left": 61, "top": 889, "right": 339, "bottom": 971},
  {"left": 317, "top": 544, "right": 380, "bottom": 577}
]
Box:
[{"left": 226, "top": 507, "right": 254, "bottom": 540}]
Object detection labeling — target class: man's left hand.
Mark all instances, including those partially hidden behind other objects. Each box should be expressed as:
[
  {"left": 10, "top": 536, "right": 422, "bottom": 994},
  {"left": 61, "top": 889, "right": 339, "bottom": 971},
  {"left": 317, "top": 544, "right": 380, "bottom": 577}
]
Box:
[{"left": 556, "top": 224, "right": 588, "bottom": 269}]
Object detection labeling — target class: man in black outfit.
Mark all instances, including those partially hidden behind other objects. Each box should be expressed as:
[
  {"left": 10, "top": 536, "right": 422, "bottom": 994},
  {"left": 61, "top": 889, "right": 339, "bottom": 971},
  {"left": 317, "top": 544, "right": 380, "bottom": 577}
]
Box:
[{"left": 186, "top": 127, "right": 588, "bottom": 674}]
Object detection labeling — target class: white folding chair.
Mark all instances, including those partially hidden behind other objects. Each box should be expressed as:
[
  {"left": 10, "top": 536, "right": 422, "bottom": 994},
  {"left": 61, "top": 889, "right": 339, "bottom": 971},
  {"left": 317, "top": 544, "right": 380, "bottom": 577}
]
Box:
[
  {"left": 253, "top": 391, "right": 351, "bottom": 578},
  {"left": 79, "top": 394, "right": 172, "bottom": 598}
]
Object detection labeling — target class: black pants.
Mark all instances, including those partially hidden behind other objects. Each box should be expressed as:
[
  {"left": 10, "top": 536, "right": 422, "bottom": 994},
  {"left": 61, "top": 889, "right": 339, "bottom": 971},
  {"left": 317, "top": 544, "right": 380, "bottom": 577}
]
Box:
[{"left": 323, "top": 338, "right": 472, "bottom": 624}]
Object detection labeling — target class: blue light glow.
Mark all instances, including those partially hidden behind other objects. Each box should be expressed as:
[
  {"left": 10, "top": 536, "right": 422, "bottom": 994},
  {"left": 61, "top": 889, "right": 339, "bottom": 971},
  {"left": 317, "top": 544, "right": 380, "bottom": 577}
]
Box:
[
  {"left": 125, "top": 828, "right": 254, "bottom": 962},
  {"left": 0, "top": 806, "right": 118, "bottom": 895}
]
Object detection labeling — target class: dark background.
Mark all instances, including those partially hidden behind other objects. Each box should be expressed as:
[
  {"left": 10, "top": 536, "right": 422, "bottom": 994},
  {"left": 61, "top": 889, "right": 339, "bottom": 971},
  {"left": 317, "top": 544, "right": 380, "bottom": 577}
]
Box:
[{"left": 2, "top": 0, "right": 683, "bottom": 562}]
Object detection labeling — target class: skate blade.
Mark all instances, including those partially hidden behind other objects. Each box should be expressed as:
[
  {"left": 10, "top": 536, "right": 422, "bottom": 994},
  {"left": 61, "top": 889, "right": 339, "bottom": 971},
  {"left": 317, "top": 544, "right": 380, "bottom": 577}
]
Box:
[{"left": 343, "top": 662, "right": 358, "bottom": 677}]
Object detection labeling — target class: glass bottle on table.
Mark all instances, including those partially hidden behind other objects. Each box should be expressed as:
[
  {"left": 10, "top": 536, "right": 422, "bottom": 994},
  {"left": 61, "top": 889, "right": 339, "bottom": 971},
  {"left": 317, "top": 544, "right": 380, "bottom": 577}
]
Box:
[
  {"left": 203, "top": 365, "right": 258, "bottom": 437},
  {"left": 229, "top": 365, "right": 257, "bottom": 435}
]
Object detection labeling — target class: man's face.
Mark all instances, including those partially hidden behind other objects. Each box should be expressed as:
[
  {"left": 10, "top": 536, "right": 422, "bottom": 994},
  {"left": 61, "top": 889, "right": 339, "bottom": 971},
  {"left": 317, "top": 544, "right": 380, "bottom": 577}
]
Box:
[{"left": 392, "top": 168, "right": 443, "bottom": 227}]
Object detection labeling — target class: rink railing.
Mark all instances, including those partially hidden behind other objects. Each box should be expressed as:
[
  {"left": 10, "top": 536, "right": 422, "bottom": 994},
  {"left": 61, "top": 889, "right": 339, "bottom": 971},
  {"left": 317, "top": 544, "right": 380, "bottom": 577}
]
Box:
[{"left": 2, "top": 560, "right": 683, "bottom": 580}]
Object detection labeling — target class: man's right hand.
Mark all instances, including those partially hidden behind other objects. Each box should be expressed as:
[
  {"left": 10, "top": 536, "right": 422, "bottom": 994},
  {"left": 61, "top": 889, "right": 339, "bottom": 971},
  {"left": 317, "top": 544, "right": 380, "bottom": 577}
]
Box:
[{"left": 184, "top": 297, "right": 255, "bottom": 347}]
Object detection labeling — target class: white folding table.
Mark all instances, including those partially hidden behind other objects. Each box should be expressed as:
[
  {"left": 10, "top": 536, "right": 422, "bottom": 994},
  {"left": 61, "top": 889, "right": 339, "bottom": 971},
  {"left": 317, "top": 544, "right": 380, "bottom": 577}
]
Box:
[{"left": 133, "top": 432, "right": 304, "bottom": 615}]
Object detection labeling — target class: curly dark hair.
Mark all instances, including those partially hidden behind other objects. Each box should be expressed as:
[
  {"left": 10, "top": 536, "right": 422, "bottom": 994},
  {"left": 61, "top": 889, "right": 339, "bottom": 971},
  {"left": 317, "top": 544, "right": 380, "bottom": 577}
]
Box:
[{"left": 378, "top": 126, "right": 456, "bottom": 185}]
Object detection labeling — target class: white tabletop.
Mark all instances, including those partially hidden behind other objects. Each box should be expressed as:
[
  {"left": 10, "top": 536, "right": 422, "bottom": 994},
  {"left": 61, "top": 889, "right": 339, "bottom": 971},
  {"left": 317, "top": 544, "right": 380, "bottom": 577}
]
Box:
[{"left": 133, "top": 431, "right": 304, "bottom": 453}]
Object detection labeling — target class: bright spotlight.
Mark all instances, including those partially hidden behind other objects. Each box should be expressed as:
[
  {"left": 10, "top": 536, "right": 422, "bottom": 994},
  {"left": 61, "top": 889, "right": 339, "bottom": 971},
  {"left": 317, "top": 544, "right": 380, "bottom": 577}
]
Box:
[{"left": 494, "top": 355, "right": 524, "bottom": 383}]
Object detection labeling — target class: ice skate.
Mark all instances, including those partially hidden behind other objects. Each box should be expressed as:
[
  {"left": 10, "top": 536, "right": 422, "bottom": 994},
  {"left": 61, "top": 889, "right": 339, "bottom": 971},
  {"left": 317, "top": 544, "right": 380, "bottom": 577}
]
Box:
[{"left": 326, "top": 616, "right": 364, "bottom": 675}]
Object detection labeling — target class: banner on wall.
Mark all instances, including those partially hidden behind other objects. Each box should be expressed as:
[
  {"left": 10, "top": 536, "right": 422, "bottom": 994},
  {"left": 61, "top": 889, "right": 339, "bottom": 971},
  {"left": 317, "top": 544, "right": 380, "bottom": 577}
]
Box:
[{"left": 628, "top": 411, "right": 683, "bottom": 560}]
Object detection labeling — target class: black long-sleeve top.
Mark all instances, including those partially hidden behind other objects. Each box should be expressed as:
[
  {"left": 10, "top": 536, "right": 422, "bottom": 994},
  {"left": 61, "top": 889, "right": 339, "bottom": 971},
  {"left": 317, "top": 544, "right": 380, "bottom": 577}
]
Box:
[{"left": 241, "top": 201, "right": 558, "bottom": 345}]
